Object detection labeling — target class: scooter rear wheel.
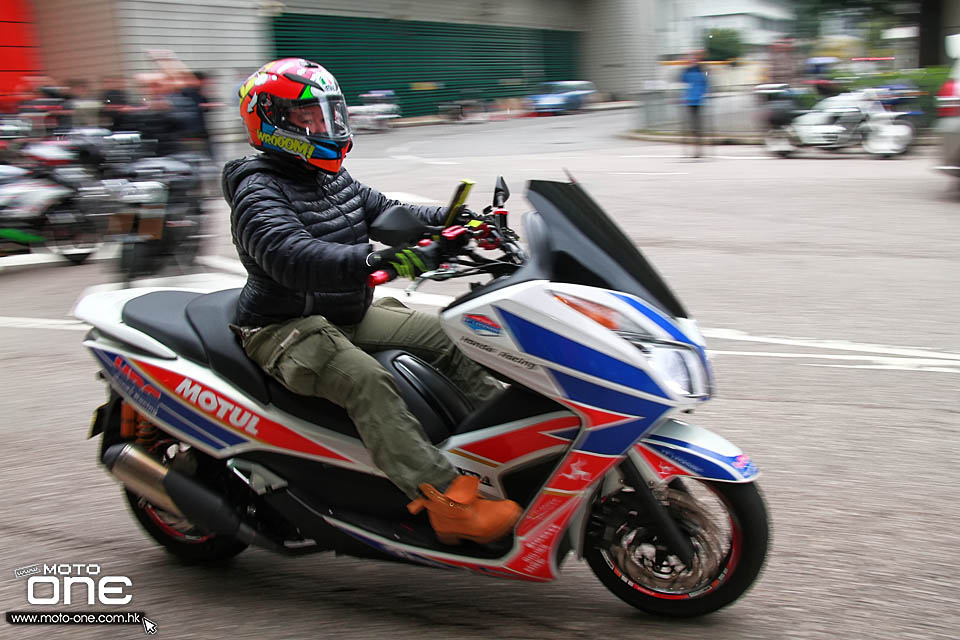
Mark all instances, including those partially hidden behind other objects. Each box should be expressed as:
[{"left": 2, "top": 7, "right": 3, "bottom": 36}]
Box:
[
  {"left": 585, "top": 479, "right": 768, "bottom": 617},
  {"left": 764, "top": 127, "right": 796, "bottom": 158},
  {"left": 125, "top": 489, "right": 248, "bottom": 563}
]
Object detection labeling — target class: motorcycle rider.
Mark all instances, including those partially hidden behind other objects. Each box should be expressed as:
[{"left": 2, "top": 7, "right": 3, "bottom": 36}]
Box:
[{"left": 221, "top": 59, "right": 521, "bottom": 545}]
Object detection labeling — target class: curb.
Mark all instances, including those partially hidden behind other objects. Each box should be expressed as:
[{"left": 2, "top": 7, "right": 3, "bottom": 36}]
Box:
[
  {"left": 388, "top": 101, "right": 638, "bottom": 128},
  {"left": 624, "top": 130, "right": 940, "bottom": 147}
]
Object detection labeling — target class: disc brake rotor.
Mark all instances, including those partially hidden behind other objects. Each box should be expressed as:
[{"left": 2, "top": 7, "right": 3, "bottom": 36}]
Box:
[{"left": 605, "top": 488, "right": 728, "bottom": 594}]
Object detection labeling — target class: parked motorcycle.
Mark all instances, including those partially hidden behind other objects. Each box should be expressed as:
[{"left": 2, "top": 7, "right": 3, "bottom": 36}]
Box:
[
  {"left": 77, "top": 177, "right": 768, "bottom": 617},
  {"left": 348, "top": 90, "right": 400, "bottom": 133},
  {"left": 764, "top": 89, "right": 914, "bottom": 158},
  {"left": 111, "top": 152, "right": 214, "bottom": 281},
  {"left": 0, "top": 140, "right": 108, "bottom": 263}
]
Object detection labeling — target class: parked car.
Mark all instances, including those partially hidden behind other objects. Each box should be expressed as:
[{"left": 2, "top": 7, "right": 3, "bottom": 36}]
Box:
[
  {"left": 527, "top": 81, "right": 597, "bottom": 114},
  {"left": 935, "top": 34, "right": 960, "bottom": 180}
]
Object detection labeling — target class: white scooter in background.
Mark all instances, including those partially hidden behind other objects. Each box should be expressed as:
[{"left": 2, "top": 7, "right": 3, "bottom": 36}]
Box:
[{"left": 764, "top": 89, "right": 915, "bottom": 158}]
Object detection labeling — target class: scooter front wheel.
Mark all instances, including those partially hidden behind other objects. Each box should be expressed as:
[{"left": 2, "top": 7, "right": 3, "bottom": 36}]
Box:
[
  {"left": 863, "top": 122, "right": 914, "bottom": 158},
  {"left": 584, "top": 479, "right": 769, "bottom": 617}
]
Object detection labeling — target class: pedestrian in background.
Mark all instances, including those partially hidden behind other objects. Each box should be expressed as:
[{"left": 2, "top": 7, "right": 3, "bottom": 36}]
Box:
[
  {"left": 100, "top": 75, "right": 133, "bottom": 131},
  {"left": 681, "top": 50, "right": 709, "bottom": 158}
]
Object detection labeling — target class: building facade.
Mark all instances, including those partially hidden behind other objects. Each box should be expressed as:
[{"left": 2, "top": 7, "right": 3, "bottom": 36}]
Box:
[{"left": 25, "top": 0, "right": 666, "bottom": 139}]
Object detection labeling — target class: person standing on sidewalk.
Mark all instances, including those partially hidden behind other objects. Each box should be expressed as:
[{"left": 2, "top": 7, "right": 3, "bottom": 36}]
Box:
[
  {"left": 222, "top": 58, "right": 521, "bottom": 546},
  {"left": 680, "top": 51, "right": 709, "bottom": 158}
]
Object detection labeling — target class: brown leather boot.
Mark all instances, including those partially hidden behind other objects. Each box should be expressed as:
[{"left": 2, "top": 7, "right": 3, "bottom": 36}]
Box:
[{"left": 407, "top": 475, "right": 522, "bottom": 545}]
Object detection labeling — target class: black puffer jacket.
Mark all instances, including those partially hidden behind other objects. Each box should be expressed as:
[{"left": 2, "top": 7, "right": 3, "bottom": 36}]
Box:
[{"left": 222, "top": 154, "right": 445, "bottom": 327}]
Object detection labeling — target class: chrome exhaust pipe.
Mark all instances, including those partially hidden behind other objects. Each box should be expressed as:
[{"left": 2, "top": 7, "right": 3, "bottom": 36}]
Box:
[
  {"left": 102, "top": 443, "right": 183, "bottom": 516},
  {"left": 101, "top": 443, "right": 275, "bottom": 549}
]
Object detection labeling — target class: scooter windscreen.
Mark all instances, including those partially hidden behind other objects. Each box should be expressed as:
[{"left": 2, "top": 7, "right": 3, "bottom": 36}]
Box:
[{"left": 524, "top": 180, "right": 689, "bottom": 319}]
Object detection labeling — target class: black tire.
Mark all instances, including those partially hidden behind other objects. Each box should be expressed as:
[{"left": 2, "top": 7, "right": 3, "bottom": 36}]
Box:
[
  {"left": 124, "top": 489, "right": 248, "bottom": 563},
  {"left": 585, "top": 480, "right": 769, "bottom": 617},
  {"left": 101, "top": 396, "right": 248, "bottom": 564}
]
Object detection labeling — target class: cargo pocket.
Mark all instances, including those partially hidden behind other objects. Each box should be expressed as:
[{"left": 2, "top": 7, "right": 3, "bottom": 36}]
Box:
[{"left": 251, "top": 317, "right": 351, "bottom": 398}]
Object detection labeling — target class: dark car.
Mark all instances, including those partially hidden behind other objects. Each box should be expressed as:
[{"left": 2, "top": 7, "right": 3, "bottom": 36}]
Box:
[{"left": 528, "top": 81, "right": 597, "bottom": 114}]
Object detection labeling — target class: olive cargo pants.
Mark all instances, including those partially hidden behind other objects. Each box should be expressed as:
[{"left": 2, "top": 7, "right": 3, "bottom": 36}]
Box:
[{"left": 239, "top": 298, "right": 502, "bottom": 498}]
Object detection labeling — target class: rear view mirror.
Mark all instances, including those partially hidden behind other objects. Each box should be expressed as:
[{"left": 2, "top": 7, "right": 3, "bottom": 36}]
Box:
[
  {"left": 369, "top": 205, "right": 428, "bottom": 246},
  {"left": 493, "top": 176, "right": 510, "bottom": 207}
]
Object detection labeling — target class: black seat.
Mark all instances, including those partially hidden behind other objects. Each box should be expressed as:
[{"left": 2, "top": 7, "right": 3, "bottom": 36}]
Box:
[
  {"left": 122, "top": 291, "right": 206, "bottom": 364},
  {"left": 184, "top": 289, "right": 271, "bottom": 404},
  {"left": 123, "top": 288, "right": 469, "bottom": 445},
  {"left": 185, "top": 289, "right": 358, "bottom": 436}
]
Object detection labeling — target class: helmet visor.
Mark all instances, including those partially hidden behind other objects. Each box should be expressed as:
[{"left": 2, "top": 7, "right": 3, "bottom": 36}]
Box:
[{"left": 283, "top": 95, "right": 351, "bottom": 142}]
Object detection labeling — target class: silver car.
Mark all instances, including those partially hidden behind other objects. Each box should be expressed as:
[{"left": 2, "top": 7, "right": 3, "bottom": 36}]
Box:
[{"left": 936, "top": 34, "right": 960, "bottom": 177}]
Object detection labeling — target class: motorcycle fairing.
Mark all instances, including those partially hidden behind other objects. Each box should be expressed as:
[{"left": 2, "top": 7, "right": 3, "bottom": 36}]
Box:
[
  {"left": 87, "top": 344, "right": 373, "bottom": 469},
  {"left": 634, "top": 419, "right": 759, "bottom": 483}
]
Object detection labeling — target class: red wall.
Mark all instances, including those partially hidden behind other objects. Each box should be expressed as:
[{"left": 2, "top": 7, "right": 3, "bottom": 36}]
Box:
[{"left": 0, "top": 0, "right": 43, "bottom": 112}]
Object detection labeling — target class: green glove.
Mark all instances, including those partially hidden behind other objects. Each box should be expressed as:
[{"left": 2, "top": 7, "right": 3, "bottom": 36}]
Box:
[{"left": 365, "top": 244, "right": 441, "bottom": 279}]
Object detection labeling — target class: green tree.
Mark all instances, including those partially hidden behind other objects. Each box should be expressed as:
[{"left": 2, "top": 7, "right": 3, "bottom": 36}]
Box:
[{"left": 704, "top": 29, "right": 743, "bottom": 61}]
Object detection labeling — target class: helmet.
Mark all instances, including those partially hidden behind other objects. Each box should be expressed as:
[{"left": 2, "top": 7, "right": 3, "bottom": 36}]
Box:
[{"left": 239, "top": 58, "right": 352, "bottom": 173}]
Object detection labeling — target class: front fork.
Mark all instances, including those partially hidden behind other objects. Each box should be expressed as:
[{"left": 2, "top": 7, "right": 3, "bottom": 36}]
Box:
[{"left": 569, "top": 418, "right": 759, "bottom": 564}]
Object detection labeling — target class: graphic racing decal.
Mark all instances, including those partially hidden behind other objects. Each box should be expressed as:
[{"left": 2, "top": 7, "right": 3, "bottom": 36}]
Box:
[
  {"left": 463, "top": 314, "right": 502, "bottom": 337},
  {"left": 93, "top": 349, "right": 353, "bottom": 463},
  {"left": 256, "top": 124, "right": 315, "bottom": 160}
]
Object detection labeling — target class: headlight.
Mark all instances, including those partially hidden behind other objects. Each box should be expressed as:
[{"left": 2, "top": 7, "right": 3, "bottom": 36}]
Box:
[{"left": 647, "top": 344, "right": 693, "bottom": 396}]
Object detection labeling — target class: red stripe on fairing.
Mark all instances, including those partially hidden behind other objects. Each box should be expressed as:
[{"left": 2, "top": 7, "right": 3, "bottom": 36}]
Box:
[
  {"left": 635, "top": 444, "right": 691, "bottom": 480},
  {"left": 506, "top": 498, "right": 581, "bottom": 580},
  {"left": 556, "top": 399, "right": 634, "bottom": 428},
  {"left": 134, "top": 359, "right": 353, "bottom": 463},
  {"left": 457, "top": 415, "right": 581, "bottom": 463},
  {"left": 516, "top": 492, "right": 574, "bottom": 537},
  {"left": 515, "top": 451, "right": 617, "bottom": 537}
]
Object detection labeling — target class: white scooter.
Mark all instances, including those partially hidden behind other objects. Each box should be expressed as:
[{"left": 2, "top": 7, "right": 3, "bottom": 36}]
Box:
[
  {"left": 765, "top": 89, "right": 914, "bottom": 158},
  {"left": 76, "top": 177, "right": 769, "bottom": 618}
]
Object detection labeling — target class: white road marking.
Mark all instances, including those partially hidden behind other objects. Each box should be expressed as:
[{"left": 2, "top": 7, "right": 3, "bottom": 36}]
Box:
[
  {"left": 702, "top": 327, "right": 960, "bottom": 362},
  {"left": 381, "top": 191, "right": 440, "bottom": 204},
  {"left": 5, "top": 261, "right": 957, "bottom": 374},
  {"left": 710, "top": 350, "right": 960, "bottom": 374},
  {"left": 619, "top": 154, "right": 772, "bottom": 160},
  {"left": 0, "top": 316, "right": 89, "bottom": 331},
  {"left": 195, "top": 255, "right": 247, "bottom": 275},
  {"left": 615, "top": 172, "right": 689, "bottom": 176},
  {"left": 391, "top": 154, "right": 459, "bottom": 166},
  {"left": 0, "top": 245, "right": 117, "bottom": 272}
]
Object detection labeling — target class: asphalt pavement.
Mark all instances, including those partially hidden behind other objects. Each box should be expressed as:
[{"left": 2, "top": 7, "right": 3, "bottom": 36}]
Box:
[{"left": 1, "top": 109, "right": 958, "bottom": 639}]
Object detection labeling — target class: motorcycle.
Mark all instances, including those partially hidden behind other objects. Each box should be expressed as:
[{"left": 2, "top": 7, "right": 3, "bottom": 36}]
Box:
[
  {"left": 0, "top": 140, "right": 108, "bottom": 263},
  {"left": 764, "top": 89, "right": 915, "bottom": 158},
  {"left": 76, "top": 177, "right": 769, "bottom": 617},
  {"left": 111, "top": 152, "right": 213, "bottom": 281},
  {"left": 348, "top": 90, "right": 401, "bottom": 133}
]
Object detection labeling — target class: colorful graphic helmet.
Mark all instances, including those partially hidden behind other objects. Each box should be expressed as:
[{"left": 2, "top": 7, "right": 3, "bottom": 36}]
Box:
[{"left": 239, "top": 58, "right": 353, "bottom": 173}]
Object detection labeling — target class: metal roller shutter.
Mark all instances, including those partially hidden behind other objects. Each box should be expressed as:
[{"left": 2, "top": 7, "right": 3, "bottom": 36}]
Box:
[{"left": 271, "top": 13, "right": 580, "bottom": 117}]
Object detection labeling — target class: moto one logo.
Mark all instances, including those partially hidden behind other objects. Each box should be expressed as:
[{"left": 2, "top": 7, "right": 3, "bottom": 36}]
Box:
[{"left": 25, "top": 565, "right": 132, "bottom": 605}]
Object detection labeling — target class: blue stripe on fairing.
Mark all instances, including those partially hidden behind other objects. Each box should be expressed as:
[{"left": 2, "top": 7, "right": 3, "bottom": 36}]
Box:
[
  {"left": 646, "top": 443, "right": 739, "bottom": 481},
  {"left": 93, "top": 348, "right": 247, "bottom": 450},
  {"left": 576, "top": 417, "right": 664, "bottom": 455},
  {"left": 611, "top": 293, "right": 692, "bottom": 344},
  {"left": 550, "top": 369, "right": 670, "bottom": 417},
  {"left": 611, "top": 293, "right": 712, "bottom": 380},
  {"left": 646, "top": 434, "right": 758, "bottom": 480},
  {"left": 159, "top": 393, "right": 247, "bottom": 447},
  {"left": 497, "top": 308, "right": 669, "bottom": 399}
]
